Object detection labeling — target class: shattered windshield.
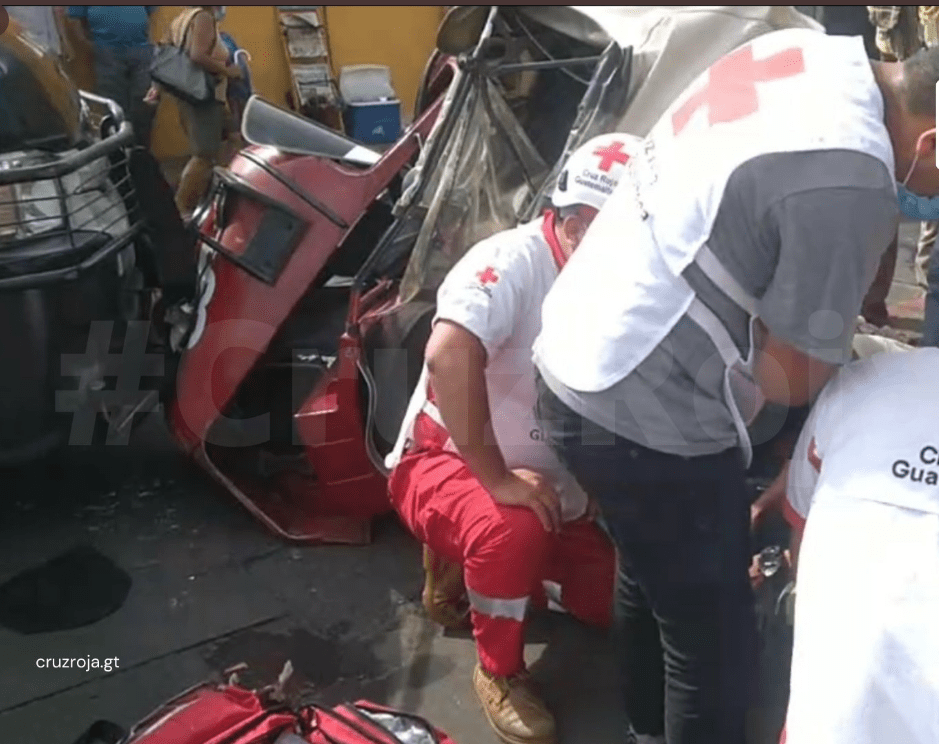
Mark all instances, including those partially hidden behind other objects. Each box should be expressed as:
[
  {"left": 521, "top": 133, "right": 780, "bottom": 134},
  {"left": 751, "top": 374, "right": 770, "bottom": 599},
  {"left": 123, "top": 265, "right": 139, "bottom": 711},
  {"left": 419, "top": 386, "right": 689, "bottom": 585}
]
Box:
[{"left": 397, "top": 73, "right": 548, "bottom": 303}]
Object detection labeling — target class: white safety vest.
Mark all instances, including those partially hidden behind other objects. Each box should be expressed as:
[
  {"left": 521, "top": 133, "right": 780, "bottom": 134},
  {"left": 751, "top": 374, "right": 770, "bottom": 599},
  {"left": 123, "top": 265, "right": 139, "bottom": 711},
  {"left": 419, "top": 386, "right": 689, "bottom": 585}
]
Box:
[{"left": 534, "top": 29, "right": 895, "bottom": 466}]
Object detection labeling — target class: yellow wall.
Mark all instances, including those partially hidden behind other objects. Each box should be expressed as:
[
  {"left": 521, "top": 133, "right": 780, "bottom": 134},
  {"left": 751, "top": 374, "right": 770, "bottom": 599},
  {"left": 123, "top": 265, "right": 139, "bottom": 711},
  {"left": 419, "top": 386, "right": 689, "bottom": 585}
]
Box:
[
  {"left": 148, "top": 6, "right": 293, "bottom": 160},
  {"left": 61, "top": 5, "right": 444, "bottom": 161},
  {"left": 324, "top": 6, "right": 446, "bottom": 123}
]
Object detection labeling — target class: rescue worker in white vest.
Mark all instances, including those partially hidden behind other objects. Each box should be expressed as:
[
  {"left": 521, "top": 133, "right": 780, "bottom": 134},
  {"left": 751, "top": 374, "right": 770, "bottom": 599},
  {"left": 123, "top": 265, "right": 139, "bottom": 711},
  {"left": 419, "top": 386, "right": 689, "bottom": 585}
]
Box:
[
  {"left": 778, "top": 348, "right": 939, "bottom": 744},
  {"left": 533, "top": 29, "right": 939, "bottom": 744},
  {"left": 385, "top": 135, "right": 639, "bottom": 744}
]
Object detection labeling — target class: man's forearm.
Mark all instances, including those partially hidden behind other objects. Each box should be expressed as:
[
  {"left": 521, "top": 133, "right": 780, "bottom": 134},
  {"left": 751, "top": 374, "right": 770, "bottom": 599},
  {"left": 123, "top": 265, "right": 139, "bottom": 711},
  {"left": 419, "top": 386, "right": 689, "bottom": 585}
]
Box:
[
  {"left": 756, "top": 324, "right": 837, "bottom": 406},
  {"left": 427, "top": 350, "right": 508, "bottom": 492}
]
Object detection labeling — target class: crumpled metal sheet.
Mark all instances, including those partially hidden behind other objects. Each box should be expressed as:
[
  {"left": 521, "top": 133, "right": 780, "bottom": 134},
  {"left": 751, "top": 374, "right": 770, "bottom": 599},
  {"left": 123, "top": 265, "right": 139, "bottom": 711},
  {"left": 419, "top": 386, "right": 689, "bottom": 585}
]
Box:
[
  {"left": 395, "top": 6, "right": 823, "bottom": 300},
  {"left": 398, "top": 76, "right": 547, "bottom": 302}
]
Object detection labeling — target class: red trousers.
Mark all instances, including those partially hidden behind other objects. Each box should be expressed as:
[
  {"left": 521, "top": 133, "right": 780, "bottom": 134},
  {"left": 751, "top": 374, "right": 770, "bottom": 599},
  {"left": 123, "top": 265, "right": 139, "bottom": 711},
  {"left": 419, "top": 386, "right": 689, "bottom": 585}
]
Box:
[{"left": 388, "top": 449, "right": 615, "bottom": 677}]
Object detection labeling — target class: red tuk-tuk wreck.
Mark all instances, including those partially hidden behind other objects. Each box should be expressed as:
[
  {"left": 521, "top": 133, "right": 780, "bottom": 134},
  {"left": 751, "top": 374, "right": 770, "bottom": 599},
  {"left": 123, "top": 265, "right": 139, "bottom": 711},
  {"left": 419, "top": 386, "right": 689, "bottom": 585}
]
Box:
[{"left": 165, "top": 6, "right": 827, "bottom": 545}]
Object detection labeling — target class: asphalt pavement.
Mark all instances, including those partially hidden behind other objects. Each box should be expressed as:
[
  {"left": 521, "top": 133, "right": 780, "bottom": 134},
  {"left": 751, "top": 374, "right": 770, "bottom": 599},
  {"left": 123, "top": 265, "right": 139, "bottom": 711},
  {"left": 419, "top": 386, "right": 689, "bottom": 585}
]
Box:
[{"left": 0, "top": 411, "right": 624, "bottom": 744}]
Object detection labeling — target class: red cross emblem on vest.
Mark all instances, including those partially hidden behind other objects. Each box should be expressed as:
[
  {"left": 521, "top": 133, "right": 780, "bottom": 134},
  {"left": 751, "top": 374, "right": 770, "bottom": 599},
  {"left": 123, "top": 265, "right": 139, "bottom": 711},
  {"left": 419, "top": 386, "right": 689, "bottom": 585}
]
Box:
[
  {"left": 593, "top": 141, "right": 631, "bottom": 172},
  {"left": 477, "top": 266, "right": 499, "bottom": 285},
  {"left": 671, "top": 45, "right": 806, "bottom": 136}
]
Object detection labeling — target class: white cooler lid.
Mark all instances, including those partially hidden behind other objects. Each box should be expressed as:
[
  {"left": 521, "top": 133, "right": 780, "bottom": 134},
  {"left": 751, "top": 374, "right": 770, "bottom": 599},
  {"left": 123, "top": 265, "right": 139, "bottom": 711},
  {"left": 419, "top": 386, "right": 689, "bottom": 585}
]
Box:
[
  {"left": 339, "top": 64, "right": 396, "bottom": 103},
  {"left": 347, "top": 99, "right": 400, "bottom": 108}
]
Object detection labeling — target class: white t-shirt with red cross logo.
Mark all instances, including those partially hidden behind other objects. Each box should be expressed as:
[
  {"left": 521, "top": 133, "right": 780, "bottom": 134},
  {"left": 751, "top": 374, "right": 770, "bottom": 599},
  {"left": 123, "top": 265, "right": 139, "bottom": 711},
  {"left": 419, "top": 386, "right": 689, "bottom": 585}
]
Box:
[
  {"left": 389, "top": 214, "right": 589, "bottom": 522},
  {"left": 784, "top": 349, "right": 939, "bottom": 744}
]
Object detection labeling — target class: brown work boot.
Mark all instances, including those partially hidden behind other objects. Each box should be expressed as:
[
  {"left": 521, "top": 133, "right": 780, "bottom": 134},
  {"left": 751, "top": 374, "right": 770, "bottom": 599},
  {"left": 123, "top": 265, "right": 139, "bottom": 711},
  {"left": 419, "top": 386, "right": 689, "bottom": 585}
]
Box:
[
  {"left": 421, "top": 546, "right": 471, "bottom": 630},
  {"left": 473, "top": 665, "right": 556, "bottom": 744}
]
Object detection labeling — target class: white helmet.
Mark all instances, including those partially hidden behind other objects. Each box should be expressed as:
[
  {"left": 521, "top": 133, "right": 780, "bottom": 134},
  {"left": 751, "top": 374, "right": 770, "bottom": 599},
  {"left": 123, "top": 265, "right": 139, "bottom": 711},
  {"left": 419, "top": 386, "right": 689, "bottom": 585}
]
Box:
[{"left": 551, "top": 133, "right": 641, "bottom": 211}]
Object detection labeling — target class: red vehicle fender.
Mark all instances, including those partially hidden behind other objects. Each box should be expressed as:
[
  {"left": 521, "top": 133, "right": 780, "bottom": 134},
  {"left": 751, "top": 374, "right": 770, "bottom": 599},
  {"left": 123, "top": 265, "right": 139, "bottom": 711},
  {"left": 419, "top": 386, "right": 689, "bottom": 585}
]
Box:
[
  {"left": 170, "top": 110, "right": 439, "bottom": 451},
  {"left": 168, "top": 61, "right": 454, "bottom": 543}
]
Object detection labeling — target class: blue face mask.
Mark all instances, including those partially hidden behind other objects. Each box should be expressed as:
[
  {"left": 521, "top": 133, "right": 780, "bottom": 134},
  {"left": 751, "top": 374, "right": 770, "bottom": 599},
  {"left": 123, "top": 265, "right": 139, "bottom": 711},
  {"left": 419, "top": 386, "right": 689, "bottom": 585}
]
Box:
[
  {"left": 897, "top": 184, "right": 939, "bottom": 221},
  {"left": 898, "top": 127, "right": 939, "bottom": 220}
]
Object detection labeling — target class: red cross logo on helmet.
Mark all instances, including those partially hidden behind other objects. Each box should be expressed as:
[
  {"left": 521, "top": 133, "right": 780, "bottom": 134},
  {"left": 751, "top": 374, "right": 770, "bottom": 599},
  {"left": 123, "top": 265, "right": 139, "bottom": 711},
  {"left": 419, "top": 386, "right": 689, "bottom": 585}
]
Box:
[
  {"left": 592, "top": 141, "right": 631, "bottom": 172},
  {"left": 551, "top": 133, "right": 640, "bottom": 211}
]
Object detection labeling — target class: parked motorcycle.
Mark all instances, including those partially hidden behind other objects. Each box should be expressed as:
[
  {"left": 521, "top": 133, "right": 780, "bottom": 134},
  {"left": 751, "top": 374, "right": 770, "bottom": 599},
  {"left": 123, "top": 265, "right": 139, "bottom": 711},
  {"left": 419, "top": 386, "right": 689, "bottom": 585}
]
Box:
[{"left": 0, "top": 24, "right": 195, "bottom": 465}]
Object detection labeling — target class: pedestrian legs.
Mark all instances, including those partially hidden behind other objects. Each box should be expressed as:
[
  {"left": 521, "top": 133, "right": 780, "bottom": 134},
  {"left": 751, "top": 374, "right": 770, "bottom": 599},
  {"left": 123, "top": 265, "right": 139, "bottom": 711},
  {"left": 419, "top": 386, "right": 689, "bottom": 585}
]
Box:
[
  {"left": 93, "top": 45, "right": 130, "bottom": 122},
  {"left": 126, "top": 45, "right": 155, "bottom": 148},
  {"left": 93, "top": 45, "right": 155, "bottom": 148},
  {"left": 175, "top": 100, "right": 225, "bottom": 218}
]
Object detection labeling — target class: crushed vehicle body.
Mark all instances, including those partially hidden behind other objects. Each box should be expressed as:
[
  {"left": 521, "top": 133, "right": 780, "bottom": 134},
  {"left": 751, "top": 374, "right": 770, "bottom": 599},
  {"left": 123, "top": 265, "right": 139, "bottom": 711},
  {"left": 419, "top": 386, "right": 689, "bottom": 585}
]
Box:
[{"left": 169, "top": 5, "right": 823, "bottom": 544}]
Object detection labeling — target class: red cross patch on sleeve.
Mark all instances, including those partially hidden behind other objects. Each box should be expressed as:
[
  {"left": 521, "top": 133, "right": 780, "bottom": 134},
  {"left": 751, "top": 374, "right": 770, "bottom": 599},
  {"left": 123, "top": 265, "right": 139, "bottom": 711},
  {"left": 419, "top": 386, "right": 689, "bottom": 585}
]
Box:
[{"left": 476, "top": 266, "right": 500, "bottom": 286}]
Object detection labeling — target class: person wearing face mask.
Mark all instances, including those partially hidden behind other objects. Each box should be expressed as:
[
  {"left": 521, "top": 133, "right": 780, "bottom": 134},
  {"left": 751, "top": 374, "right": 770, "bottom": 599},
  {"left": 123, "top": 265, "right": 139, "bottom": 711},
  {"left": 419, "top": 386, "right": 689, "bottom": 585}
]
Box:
[
  {"left": 915, "top": 195, "right": 939, "bottom": 344},
  {"left": 897, "top": 73, "right": 939, "bottom": 345},
  {"left": 533, "top": 29, "right": 939, "bottom": 744},
  {"left": 912, "top": 8, "right": 939, "bottom": 296},
  {"left": 385, "top": 135, "right": 639, "bottom": 744},
  {"left": 167, "top": 6, "right": 242, "bottom": 219}
]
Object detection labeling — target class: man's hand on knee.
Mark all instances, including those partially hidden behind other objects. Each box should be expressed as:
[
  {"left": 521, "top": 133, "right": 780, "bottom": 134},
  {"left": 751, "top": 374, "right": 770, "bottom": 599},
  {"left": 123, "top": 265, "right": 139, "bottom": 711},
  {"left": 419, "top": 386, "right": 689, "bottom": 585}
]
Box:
[{"left": 488, "top": 468, "right": 562, "bottom": 534}]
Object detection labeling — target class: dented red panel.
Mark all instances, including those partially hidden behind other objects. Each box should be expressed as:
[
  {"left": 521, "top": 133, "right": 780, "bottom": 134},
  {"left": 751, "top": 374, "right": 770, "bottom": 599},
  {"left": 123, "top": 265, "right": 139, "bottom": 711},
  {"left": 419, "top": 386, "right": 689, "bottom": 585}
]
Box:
[
  {"left": 294, "top": 334, "right": 389, "bottom": 521},
  {"left": 166, "top": 58, "right": 454, "bottom": 541},
  {"left": 170, "top": 99, "right": 442, "bottom": 449},
  {"left": 194, "top": 444, "right": 374, "bottom": 544}
]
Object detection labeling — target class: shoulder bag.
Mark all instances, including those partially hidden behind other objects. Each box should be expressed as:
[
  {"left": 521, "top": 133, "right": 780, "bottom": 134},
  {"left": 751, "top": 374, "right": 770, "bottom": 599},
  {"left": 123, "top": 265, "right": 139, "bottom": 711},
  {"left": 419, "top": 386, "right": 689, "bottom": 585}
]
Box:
[{"left": 149, "top": 10, "right": 217, "bottom": 106}]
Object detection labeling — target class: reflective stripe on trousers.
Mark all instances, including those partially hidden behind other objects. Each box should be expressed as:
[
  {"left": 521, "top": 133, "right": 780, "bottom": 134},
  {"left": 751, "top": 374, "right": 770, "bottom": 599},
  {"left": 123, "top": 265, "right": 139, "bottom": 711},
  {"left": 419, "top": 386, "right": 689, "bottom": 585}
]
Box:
[
  {"left": 467, "top": 581, "right": 567, "bottom": 622},
  {"left": 467, "top": 588, "right": 529, "bottom": 622}
]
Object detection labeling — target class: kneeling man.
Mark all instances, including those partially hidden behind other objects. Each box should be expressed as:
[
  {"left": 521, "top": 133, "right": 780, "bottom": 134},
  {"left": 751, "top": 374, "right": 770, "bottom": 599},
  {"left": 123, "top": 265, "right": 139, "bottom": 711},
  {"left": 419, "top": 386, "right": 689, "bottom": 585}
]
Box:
[{"left": 386, "top": 135, "right": 638, "bottom": 744}]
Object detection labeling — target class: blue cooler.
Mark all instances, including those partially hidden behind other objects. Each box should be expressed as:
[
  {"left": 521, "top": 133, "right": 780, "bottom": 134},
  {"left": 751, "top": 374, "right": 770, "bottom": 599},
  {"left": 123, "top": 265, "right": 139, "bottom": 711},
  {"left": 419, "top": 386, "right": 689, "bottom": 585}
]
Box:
[
  {"left": 343, "top": 99, "right": 402, "bottom": 144},
  {"left": 339, "top": 65, "right": 402, "bottom": 145}
]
